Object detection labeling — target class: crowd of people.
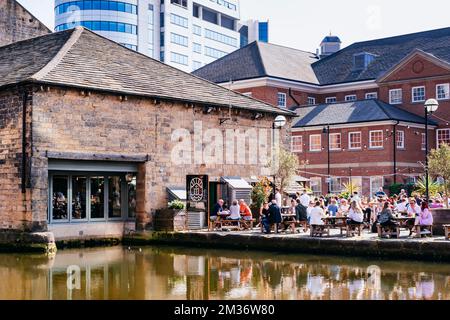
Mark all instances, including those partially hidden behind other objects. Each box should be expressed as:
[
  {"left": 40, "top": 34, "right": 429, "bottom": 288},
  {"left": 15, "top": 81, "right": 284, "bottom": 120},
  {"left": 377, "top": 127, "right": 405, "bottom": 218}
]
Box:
[
  {"left": 209, "top": 186, "right": 443, "bottom": 236},
  {"left": 284, "top": 187, "right": 438, "bottom": 236}
]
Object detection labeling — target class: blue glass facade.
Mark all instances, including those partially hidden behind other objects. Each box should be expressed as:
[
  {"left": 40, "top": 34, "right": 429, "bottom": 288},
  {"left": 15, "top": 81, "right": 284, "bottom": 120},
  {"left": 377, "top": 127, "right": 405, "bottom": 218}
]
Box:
[
  {"left": 258, "top": 22, "right": 269, "bottom": 43},
  {"left": 55, "top": 21, "right": 138, "bottom": 35},
  {"left": 55, "top": 1, "right": 138, "bottom": 15}
]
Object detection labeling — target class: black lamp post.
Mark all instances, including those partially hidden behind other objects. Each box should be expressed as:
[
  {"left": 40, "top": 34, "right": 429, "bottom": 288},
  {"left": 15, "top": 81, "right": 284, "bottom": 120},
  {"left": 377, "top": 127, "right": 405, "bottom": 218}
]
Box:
[
  {"left": 323, "top": 125, "right": 331, "bottom": 194},
  {"left": 424, "top": 99, "right": 439, "bottom": 203}
]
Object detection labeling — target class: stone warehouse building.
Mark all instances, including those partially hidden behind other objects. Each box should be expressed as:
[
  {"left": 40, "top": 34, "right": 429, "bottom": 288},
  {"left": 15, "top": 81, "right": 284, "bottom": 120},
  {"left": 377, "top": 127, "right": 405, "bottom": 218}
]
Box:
[
  {"left": 194, "top": 28, "right": 450, "bottom": 196},
  {"left": 0, "top": 0, "right": 51, "bottom": 47},
  {"left": 0, "top": 27, "right": 291, "bottom": 240}
]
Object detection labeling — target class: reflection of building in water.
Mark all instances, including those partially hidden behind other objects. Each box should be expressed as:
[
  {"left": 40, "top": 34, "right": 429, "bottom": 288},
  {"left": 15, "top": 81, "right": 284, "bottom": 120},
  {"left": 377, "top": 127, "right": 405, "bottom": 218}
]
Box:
[{"left": 0, "top": 248, "right": 449, "bottom": 300}]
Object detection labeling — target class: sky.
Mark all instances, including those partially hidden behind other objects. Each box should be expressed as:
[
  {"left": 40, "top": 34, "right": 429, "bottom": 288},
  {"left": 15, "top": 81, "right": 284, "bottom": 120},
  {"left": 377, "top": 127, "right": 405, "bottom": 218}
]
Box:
[{"left": 17, "top": 0, "right": 450, "bottom": 53}]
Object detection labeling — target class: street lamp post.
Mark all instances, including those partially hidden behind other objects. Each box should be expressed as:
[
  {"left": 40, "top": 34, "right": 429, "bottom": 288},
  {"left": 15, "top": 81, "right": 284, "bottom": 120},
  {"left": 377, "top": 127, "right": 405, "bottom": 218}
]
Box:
[
  {"left": 424, "top": 99, "right": 439, "bottom": 203},
  {"left": 323, "top": 126, "right": 331, "bottom": 194},
  {"left": 272, "top": 115, "right": 287, "bottom": 196}
]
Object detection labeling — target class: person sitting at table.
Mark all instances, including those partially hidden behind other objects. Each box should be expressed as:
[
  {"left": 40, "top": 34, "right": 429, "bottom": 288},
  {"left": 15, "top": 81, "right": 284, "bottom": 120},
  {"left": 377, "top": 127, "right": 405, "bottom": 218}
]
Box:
[
  {"left": 306, "top": 200, "right": 315, "bottom": 224},
  {"left": 416, "top": 202, "right": 433, "bottom": 227},
  {"left": 228, "top": 200, "right": 241, "bottom": 220},
  {"left": 211, "top": 199, "right": 224, "bottom": 221},
  {"left": 239, "top": 199, "right": 253, "bottom": 221},
  {"left": 263, "top": 200, "right": 282, "bottom": 234},
  {"left": 289, "top": 199, "right": 297, "bottom": 215},
  {"left": 338, "top": 199, "right": 349, "bottom": 217},
  {"left": 327, "top": 199, "right": 339, "bottom": 217},
  {"left": 378, "top": 201, "right": 398, "bottom": 236},
  {"left": 347, "top": 201, "right": 364, "bottom": 225},
  {"left": 296, "top": 199, "right": 308, "bottom": 222},
  {"left": 375, "top": 187, "right": 386, "bottom": 198},
  {"left": 310, "top": 201, "right": 326, "bottom": 226},
  {"left": 395, "top": 197, "right": 408, "bottom": 215}
]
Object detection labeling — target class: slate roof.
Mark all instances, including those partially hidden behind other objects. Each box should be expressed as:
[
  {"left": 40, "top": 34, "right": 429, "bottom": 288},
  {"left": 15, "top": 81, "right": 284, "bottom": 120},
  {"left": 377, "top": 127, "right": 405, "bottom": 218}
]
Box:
[
  {"left": 194, "top": 27, "right": 450, "bottom": 87},
  {"left": 193, "top": 41, "right": 320, "bottom": 84},
  {"left": 0, "top": 27, "right": 292, "bottom": 116},
  {"left": 292, "top": 99, "right": 436, "bottom": 128},
  {"left": 321, "top": 36, "right": 341, "bottom": 43},
  {"left": 313, "top": 27, "right": 450, "bottom": 85}
]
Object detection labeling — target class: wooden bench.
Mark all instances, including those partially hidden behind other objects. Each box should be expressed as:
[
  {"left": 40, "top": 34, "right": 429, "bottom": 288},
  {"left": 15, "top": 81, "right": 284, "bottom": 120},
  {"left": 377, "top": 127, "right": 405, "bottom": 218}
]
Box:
[
  {"left": 414, "top": 225, "right": 433, "bottom": 238},
  {"left": 310, "top": 225, "right": 330, "bottom": 237},
  {"left": 346, "top": 224, "right": 363, "bottom": 237},
  {"left": 444, "top": 225, "right": 450, "bottom": 241},
  {"left": 377, "top": 224, "right": 400, "bottom": 239},
  {"left": 218, "top": 219, "right": 255, "bottom": 231},
  {"left": 296, "top": 220, "right": 309, "bottom": 233}
]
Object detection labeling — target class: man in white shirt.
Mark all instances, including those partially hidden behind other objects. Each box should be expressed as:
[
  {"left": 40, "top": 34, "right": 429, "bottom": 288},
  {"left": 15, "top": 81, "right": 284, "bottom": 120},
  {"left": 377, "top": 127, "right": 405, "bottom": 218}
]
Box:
[
  {"left": 275, "top": 188, "right": 282, "bottom": 207},
  {"left": 300, "top": 190, "right": 311, "bottom": 207},
  {"left": 309, "top": 201, "right": 326, "bottom": 226},
  {"left": 395, "top": 197, "right": 408, "bottom": 214}
]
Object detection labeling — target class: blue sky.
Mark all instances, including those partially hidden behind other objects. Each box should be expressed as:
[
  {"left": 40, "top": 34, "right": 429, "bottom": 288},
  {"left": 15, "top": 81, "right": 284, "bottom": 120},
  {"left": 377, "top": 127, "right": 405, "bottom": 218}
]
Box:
[{"left": 18, "top": 0, "right": 450, "bottom": 52}]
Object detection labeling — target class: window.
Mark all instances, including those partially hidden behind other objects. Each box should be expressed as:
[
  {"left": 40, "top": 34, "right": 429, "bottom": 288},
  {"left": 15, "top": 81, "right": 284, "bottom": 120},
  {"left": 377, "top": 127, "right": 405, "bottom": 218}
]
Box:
[
  {"left": 205, "top": 46, "right": 227, "bottom": 59},
  {"left": 369, "top": 130, "right": 383, "bottom": 149},
  {"left": 396, "top": 130, "right": 405, "bottom": 149},
  {"left": 309, "top": 135, "right": 321, "bottom": 152},
  {"left": 365, "top": 92, "right": 378, "bottom": 99},
  {"left": 329, "top": 133, "right": 341, "bottom": 150},
  {"left": 56, "top": 20, "right": 138, "bottom": 34},
  {"left": 349, "top": 132, "right": 362, "bottom": 150},
  {"left": 437, "top": 129, "right": 450, "bottom": 147},
  {"left": 55, "top": 1, "right": 138, "bottom": 15},
  {"left": 353, "top": 52, "right": 376, "bottom": 70},
  {"left": 193, "top": 61, "right": 202, "bottom": 70},
  {"left": 291, "top": 136, "right": 303, "bottom": 153},
  {"left": 421, "top": 133, "right": 426, "bottom": 151},
  {"left": 370, "top": 177, "right": 384, "bottom": 197},
  {"left": 310, "top": 177, "right": 322, "bottom": 196},
  {"left": 325, "top": 97, "right": 337, "bottom": 104},
  {"left": 170, "top": 52, "right": 188, "bottom": 65},
  {"left": 193, "top": 3, "right": 200, "bottom": 18},
  {"left": 330, "top": 177, "right": 348, "bottom": 194},
  {"left": 193, "top": 42, "right": 202, "bottom": 53},
  {"left": 412, "top": 86, "right": 426, "bottom": 103},
  {"left": 171, "top": 0, "right": 188, "bottom": 9},
  {"left": 277, "top": 92, "right": 286, "bottom": 108},
  {"left": 49, "top": 173, "right": 136, "bottom": 223},
  {"left": 170, "top": 13, "right": 188, "bottom": 28},
  {"left": 170, "top": 33, "right": 188, "bottom": 47},
  {"left": 193, "top": 25, "right": 202, "bottom": 36},
  {"left": 307, "top": 97, "right": 316, "bottom": 105},
  {"left": 389, "top": 89, "right": 403, "bottom": 104},
  {"left": 205, "top": 29, "right": 237, "bottom": 47},
  {"left": 437, "top": 83, "right": 450, "bottom": 100},
  {"left": 202, "top": 8, "right": 218, "bottom": 24},
  {"left": 345, "top": 95, "right": 357, "bottom": 102}
]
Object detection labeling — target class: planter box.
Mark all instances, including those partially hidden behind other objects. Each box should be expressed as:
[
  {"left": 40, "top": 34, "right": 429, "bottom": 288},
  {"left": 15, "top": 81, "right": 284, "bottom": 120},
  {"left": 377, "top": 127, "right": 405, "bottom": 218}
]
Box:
[
  {"left": 432, "top": 209, "right": 450, "bottom": 236},
  {"left": 154, "top": 209, "right": 186, "bottom": 232}
]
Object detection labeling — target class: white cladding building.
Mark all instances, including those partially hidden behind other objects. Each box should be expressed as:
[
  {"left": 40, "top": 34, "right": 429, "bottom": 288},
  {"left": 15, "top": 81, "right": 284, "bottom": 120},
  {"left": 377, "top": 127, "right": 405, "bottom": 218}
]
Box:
[{"left": 55, "top": 0, "right": 241, "bottom": 72}]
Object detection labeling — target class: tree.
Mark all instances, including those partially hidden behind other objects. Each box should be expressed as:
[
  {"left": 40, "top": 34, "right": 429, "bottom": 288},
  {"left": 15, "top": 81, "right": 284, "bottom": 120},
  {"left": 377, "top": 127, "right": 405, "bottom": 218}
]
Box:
[
  {"left": 250, "top": 177, "right": 272, "bottom": 211},
  {"left": 428, "top": 143, "right": 450, "bottom": 207},
  {"left": 271, "top": 147, "right": 299, "bottom": 195}
]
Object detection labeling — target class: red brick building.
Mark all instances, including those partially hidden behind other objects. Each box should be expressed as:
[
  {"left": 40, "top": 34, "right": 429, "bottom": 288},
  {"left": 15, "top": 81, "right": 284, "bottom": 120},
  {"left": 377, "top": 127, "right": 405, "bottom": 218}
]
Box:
[{"left": 194, "top": 28, "right": 450, "bottom": 197}]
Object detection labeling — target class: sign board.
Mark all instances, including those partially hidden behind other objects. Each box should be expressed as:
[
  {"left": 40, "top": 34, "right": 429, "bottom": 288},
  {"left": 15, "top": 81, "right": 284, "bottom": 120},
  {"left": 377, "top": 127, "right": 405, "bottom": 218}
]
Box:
[{"left": 186, "top": 175, "right": 209, "bottom": 203}]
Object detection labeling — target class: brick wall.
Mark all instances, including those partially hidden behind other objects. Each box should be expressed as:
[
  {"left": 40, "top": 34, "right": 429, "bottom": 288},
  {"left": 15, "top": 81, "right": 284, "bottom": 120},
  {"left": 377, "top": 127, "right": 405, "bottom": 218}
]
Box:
[
  {"left": 20, "top": 86, "right": 290, "bottom": 231},
  {"left": 0, "top": 87, "right": 33, "bottom": 231},
  {"left": 0, "top": 0, "right": 51, "bottom": 47}
]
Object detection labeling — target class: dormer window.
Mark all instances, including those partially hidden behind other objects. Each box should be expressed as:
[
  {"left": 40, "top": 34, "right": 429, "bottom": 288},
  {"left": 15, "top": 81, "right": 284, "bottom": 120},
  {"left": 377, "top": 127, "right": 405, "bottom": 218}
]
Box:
[{"left": 353, "top": 52, "right": 376, "bottom": 71}]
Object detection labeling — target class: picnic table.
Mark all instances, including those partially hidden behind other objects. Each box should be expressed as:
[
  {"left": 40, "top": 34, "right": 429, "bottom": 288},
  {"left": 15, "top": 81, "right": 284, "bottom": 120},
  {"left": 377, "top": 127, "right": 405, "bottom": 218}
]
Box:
[{"left": 393, "top": 216, "right": 415, "bottom": 235}]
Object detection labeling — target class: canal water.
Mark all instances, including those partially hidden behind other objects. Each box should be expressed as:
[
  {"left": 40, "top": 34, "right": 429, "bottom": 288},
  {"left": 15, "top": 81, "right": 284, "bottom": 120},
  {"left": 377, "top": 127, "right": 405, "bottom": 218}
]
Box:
[{"left": 0, "top": 246, "right": 449, "bottom": 300}]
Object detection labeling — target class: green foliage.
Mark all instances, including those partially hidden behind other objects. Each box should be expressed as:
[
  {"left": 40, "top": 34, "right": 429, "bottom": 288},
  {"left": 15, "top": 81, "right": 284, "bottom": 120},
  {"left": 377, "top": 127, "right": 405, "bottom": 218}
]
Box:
[
  {"left": 168, "top": 200, "right": 185, "bottom": 210},
  {"left": 389, "top": 183, "right": 404, "bottom": 196},
  {"left": 339, "top": 183, "right": 360, "bottom": 199},
  {"left": 251, "top": 177, "right": 272, "bottom": 210},
  {"left": 428, "top": 144, "right": 450, "bottom": 207},
  {"left": 271, "top": 147, "right": 299, "bottom": 194},
  {"left": 414, "top": 176, "right": 441, "bottom": 197}
]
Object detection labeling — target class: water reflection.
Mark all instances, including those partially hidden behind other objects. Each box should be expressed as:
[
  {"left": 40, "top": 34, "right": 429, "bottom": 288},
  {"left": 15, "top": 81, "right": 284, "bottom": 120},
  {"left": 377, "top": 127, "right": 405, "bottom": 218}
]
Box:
[{"left": 0, "top": 247, "right": 449, "bottom": 300}]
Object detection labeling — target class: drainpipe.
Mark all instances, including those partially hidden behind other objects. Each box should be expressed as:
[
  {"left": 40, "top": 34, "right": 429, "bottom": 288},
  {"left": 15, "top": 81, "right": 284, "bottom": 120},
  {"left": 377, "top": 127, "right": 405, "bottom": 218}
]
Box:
[
  {"left": 288, "top": 88, "right": 300, "bottom": 107},
  {"left": 21, "top": 89, "right": 29, "bottom": 193},
  {"left": 393, "top": 121, "right": 400, "bottom": 185}
]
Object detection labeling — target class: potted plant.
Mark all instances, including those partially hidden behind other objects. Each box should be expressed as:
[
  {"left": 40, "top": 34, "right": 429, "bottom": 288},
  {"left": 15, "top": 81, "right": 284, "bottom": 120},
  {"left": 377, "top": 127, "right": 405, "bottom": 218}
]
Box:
[{"left": 154, "top": 200, "right": 186, "bottom": 231}]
